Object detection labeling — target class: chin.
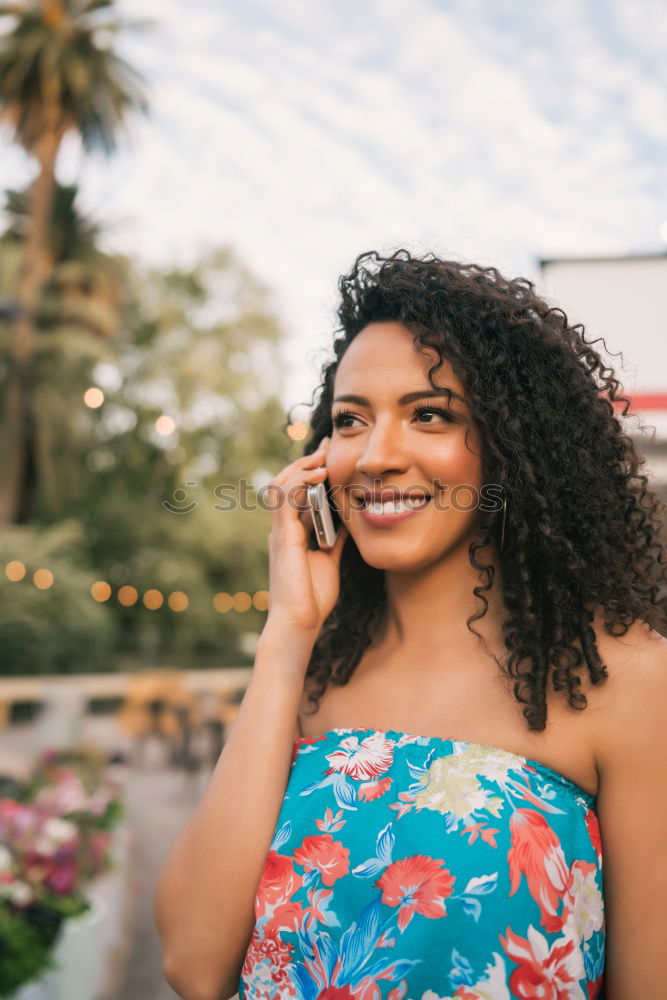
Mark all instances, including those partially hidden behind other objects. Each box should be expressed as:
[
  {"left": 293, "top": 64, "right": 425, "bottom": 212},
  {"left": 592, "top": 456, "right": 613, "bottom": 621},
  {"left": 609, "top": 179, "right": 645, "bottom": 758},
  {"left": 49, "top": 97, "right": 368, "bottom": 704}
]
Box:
[{"left": 354, "top": 539, "right": 445, "bottom": 573}]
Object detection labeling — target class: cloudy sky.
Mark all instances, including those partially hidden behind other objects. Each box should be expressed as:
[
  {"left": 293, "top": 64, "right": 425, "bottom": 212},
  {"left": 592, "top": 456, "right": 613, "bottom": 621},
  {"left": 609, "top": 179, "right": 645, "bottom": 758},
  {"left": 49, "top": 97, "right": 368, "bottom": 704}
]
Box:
[{"left": 2, "top": 0, "right": 666, "bottom": 414}]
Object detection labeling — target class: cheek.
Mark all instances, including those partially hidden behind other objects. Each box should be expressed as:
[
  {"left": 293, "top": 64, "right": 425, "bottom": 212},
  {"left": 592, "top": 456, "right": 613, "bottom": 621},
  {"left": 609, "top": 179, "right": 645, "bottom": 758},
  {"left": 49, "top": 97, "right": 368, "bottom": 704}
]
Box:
[
  {"left": 324, "top": 452, "right": 353, "bottom": 509},
  {"left": 325, "top": 447, "right": 353, "bottom": 484},
  {"left": 426, "top": 435, "right": 483, "bottom": 488}
]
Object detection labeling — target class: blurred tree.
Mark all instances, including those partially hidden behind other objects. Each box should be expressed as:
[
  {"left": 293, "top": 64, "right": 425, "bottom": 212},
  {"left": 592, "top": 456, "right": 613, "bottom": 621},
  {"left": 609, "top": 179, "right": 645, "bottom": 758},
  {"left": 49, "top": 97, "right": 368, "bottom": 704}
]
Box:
[
  {"left": 0, "top": 519, "right": 115, "bottom": 674},
  {"left": 0, "top": 180, "right": 127, "bottom": 516},
  {"left": 0, "top": 0, "right": 151, "bottom": 525},
  {"left": 75, "top": 245, "right": 293, "bottom": 665},
  {"left": 0, "top": 235, "right": 297, "bottom": 669}
]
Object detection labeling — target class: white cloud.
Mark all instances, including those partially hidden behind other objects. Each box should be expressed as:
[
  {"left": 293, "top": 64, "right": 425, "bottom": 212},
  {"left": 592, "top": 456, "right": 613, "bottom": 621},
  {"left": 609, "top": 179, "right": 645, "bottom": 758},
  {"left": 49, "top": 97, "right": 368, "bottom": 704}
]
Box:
[{"left": 1, "top": 0, "right": 665, "bottom": 409}]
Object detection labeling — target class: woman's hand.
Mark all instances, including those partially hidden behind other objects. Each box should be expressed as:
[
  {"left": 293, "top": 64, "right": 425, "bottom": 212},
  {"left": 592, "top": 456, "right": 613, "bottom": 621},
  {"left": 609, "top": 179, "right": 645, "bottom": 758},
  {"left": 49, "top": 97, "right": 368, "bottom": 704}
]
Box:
[{"left": 265, "top": 436, "right": 349, "bottom": 639}]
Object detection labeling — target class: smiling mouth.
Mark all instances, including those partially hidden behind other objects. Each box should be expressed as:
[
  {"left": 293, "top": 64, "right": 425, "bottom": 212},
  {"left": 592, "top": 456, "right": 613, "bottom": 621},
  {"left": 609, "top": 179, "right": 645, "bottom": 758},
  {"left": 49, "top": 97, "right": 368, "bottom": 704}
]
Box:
[{"left": 356, "top": 496, "right": 432, "bottom": 514}]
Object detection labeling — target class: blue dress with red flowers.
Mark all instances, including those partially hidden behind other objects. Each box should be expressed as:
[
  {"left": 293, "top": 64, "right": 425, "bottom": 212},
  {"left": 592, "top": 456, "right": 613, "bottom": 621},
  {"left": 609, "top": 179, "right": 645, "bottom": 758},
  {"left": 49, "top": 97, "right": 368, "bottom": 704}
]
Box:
[{"left": 238, "top": 727, "right": 605, "bottom": 1000}]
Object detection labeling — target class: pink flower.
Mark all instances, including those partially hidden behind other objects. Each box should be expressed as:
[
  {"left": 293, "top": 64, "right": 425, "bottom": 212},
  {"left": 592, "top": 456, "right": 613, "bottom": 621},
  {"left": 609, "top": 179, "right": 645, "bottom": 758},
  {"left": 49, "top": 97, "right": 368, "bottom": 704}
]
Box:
[{"left": 45, "top": 854, "right": 78, "bottom": 895}]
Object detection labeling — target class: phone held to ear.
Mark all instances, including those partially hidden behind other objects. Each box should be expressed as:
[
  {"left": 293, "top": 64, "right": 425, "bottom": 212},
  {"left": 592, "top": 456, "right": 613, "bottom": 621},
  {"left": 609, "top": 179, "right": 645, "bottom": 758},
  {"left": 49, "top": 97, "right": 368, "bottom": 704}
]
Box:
[{"left": 307, "top": 481, "right": 339, "bottom": 550}]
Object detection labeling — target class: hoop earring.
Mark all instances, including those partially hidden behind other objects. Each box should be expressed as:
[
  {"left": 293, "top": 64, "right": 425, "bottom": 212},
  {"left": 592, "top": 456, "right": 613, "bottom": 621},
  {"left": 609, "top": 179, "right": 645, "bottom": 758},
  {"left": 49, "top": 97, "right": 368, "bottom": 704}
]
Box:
[{"left": 500, "top": 497, "right": 507, "bottom": 550}]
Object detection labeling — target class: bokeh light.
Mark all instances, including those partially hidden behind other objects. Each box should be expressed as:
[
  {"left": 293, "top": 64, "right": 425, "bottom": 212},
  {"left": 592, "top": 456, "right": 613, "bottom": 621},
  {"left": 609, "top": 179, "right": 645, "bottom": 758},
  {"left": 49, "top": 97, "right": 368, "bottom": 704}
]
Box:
[
  {"left": 5, "top": 560, "right": 26, "bottom": 581},
  {"left": 91, "top": 581, "right": 112, "bottom": 602},
  {"left": 143, "top": 589, "right": 164, "bottom": 610},
  {"left": 232, "top": 591, "right": 252, "bottom": 612},
  {"left": 213, "top": 592, "right": 233, "bottom": 613},
  {"left": 33, "top": 569, "right": 54, "bottom": 589},
  {"left": 83, "top": 387, "right": 104, "bottom": 408},
  {"left": 155, "top": 415, "right": 176, "bottom": 436},
  {"left": 287, "top": 421, "right": 308, "bottom": 441},
  {"left": 252, "top": 590, "right": 270, "bottom": 611},
  {"left": 118, "top": 585, "right": 139, "bottom": 606},
  {"left": 168, "top": 591, "right": 188, "bottom": 612}
]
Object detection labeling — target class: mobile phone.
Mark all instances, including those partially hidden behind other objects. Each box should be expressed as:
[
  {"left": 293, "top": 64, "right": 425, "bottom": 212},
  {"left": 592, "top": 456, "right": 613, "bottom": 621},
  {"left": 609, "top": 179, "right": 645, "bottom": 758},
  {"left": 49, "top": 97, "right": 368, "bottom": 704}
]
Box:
[{"left": 307, "top": 481, "right": 339, "bottom": 549}]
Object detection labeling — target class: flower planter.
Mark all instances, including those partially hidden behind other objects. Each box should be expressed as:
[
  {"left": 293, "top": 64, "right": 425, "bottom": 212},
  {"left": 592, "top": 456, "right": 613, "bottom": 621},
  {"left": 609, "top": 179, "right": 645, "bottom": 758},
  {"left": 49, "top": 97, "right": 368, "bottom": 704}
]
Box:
[
  {"left": 11, "top": 979, "right": 51, "bottom": 1000},
  {"left": 90, "top": 868, "right": 124, "bottom": 956},
  {"left": 41, "top": 892, "right": 108, "bottom": 1000}
]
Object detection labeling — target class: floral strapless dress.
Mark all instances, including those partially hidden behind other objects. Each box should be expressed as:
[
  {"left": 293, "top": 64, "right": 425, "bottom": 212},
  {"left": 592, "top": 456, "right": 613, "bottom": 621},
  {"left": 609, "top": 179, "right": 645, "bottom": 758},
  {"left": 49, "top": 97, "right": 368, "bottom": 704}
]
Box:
[{"left": 239, "top": 727, "right": 605, "bottom": 1000}]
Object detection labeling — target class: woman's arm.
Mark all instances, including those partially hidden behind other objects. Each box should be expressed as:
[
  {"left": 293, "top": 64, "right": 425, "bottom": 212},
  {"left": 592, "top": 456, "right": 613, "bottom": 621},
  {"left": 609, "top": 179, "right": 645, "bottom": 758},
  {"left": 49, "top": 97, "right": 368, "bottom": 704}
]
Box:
[
  {"left": 592, "top": 621, "right": 667, "bottom": 998},
  {"left": 153, "top": 623, "right": 316, "bottom": 1000}
]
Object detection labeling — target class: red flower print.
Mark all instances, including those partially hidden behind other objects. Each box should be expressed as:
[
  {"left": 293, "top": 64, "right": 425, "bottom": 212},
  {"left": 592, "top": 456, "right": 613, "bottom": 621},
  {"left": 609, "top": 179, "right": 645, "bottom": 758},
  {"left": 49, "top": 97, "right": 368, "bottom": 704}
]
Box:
[
  {"left": 293, "top": 833, "right": 350, "bottom": 886},
  {"left": 265, "top": 899, "right": 305, "bottom": 933},
  {"left": 499, "top": 924, "right": 585, "bottom": 998},
  {"left": 358, "top": 776, "right": 392, "bottom": 802},
  {"left": 306, "top": 886, "right": 336, "bottom": 924},
  {"left": 316, "top": 986, "right": 355, "bottom": 999},
  {"left": 386, "top": 981, "right": 408, "bottom": 1000},
  {"left": 325, "top": 732, "right": 395, "bottom": 781},
  {"left": 241, "top": 924, "right": 297, "bottom": 999},
  {"left": 316, "top": 806, "right": 346, "bottom": 833},
  {"left": 508, "top": 809, "right": 569, "bottom": 932},
  {"left": 376, "top": 854, "right": 455, "bottom": 931},
  {"left": 588, "top": 972, "right": 605, "bottom": 998},
  {"left": 584, "top": 808, "right": 602, "bottom": 866},
  {"left": 256, "top": 850, "right": 303, "bottom": 917}
]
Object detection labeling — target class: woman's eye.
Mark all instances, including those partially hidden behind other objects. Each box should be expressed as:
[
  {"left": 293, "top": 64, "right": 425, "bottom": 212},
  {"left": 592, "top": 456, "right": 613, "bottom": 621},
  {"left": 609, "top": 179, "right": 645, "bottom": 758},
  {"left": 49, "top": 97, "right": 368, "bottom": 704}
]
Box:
[
  {"left": 332, "top": 405, "right": 454, "bottom": 429},
  {"left": 332, "top": 410, "right": 357, "bottom": 428},
  {"left": 412, "top": 405, "right": 454, "bottom": 424}
]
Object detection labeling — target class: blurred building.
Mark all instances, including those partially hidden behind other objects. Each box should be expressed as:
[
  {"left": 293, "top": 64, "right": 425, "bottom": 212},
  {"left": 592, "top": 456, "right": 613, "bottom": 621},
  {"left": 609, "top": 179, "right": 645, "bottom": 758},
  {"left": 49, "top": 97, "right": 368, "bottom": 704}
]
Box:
[{"left": 538, "top": 251, "right": 667, "bottom": 505}]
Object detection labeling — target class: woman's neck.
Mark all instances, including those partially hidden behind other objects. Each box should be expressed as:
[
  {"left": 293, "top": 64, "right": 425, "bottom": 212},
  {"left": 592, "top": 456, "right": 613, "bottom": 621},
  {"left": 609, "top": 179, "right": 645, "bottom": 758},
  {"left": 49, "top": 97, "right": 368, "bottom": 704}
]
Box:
[{"left": 372, "top": 536, "right": 506, "bottom": 662}]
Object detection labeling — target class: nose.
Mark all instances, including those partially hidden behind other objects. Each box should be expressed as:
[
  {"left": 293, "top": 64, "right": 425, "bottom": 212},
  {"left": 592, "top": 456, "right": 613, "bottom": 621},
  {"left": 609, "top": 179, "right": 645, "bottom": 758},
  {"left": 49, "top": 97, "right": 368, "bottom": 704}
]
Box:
[{"left": 354, "top": 420, "right": 409, "bottom": 479}]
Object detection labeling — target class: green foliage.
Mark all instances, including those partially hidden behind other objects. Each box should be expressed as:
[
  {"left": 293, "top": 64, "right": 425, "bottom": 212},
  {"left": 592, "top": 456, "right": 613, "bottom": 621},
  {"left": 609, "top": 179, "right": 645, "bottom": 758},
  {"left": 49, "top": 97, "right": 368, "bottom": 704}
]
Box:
[
  {"left": 0, "top": 233, "right": 298, "bottom": 670},
  {"left": 0, "top": 521, "right": 115, "bottom": 675},
  {"left": 0, "top": 0, "right": 151, "bottom": 155},
  {"left": 0, "top": 1, "right": 299, "bottom": 670},
  {"left": 0, "top": 901, "right": 61, "bottom": 999},
  {"left": 3, "top": 183, "right": 105, "bottom": 264}
]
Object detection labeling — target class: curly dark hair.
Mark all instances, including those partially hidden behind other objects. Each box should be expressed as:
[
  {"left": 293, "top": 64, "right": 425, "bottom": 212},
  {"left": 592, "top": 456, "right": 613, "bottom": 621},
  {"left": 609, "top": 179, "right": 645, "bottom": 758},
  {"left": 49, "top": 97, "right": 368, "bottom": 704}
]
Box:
[{"left": 291, "top": 248, "right": 667, "bottom": 732}]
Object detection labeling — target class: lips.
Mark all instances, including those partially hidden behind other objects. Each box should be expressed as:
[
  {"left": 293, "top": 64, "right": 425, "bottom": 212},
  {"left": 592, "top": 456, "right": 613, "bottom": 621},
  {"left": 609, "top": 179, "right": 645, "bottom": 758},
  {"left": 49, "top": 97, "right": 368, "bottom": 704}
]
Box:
[
  {"left": 351, "top": 490, "right": 432, "bottom": 506},
  {"left": 357, "top": 495, "right": 432, "bottom": 527}
]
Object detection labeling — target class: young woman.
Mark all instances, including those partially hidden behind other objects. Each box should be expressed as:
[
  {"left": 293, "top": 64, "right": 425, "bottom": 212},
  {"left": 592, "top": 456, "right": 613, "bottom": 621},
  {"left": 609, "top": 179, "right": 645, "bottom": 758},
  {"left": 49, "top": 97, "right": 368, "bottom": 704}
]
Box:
[{"left": 155, "top": 249, "right": 667, "bottom": 1000}]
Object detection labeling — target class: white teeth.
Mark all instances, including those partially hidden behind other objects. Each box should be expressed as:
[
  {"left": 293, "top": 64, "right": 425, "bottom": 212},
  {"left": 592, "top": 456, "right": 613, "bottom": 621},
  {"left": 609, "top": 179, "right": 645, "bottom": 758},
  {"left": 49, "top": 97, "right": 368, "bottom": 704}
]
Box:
[{"left": 362, "top": 496, "right": 431, "bottom": 514}]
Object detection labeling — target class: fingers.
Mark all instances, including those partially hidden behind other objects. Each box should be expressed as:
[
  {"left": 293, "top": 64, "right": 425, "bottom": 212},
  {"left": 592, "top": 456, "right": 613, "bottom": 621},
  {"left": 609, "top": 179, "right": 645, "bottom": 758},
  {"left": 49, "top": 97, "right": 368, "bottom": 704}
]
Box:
[
  {"left": 328, "top": 522, "right": 349, "bottom": 564},
  {"left": 268, "top": 437, "right": 331, "bottom": 534},
  {"left": 270, "top": 437, "right": 330, "bottom": 488}
]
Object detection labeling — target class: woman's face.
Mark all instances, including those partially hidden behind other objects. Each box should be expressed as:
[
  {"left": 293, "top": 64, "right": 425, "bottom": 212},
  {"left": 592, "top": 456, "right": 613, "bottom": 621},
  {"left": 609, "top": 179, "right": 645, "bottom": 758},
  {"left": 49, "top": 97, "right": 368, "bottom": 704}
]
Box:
[{"left": 326, "top": 321, "right": 486, "bottom": 572}]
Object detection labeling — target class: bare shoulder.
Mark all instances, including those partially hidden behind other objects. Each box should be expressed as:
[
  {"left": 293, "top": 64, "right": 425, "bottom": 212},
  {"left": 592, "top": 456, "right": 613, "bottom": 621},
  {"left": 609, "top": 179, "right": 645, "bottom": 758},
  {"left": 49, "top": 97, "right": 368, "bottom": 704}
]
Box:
[
  {"left": 585, "top": 611, "right": 667, "bottom": 991},
  {"left": 586, "top": 605, "right": 667, "bottom": 787},
  {"left": 586, "top": 610, "right": 667, "bottom": 747}
]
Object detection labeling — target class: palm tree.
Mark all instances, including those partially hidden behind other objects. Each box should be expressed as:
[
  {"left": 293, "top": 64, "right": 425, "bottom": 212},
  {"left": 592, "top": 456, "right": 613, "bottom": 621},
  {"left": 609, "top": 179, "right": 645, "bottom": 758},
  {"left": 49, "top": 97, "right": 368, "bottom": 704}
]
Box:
[
  {"left": 1, "top": 179, "right": 128, "bottom": 516},
  {"left": 0, "top": 0, "right": 151, "bottom": 524}
]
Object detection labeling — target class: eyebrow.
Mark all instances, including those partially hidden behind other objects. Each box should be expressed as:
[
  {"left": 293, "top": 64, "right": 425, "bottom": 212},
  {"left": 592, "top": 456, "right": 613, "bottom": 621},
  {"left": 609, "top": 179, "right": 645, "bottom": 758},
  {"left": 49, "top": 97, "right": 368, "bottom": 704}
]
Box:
[{"left": 332, "top": 388, "right": 467, "bottom": 407}]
